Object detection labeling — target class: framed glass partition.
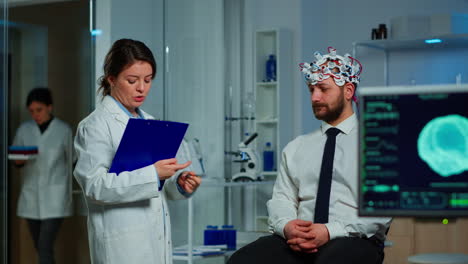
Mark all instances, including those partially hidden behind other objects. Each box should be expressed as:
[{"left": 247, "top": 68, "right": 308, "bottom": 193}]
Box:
[
  {"left": 6, "top": 1, "right": 91, "bottom": 263},
  {"left": 0, "top": 0, "right": 8, "bottom": 263}
]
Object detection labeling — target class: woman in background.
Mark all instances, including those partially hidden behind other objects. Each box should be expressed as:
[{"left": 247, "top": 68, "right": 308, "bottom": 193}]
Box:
[
  {"left": 12, "top": 87, "right": 74, "bottom": 264},
  {"left": 73, "top": 38, "right": 201, "bottom": 264}
]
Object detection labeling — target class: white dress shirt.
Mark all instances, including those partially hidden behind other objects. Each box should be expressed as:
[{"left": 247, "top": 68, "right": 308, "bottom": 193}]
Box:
[{"left": 267, "top": 113, "right": 391, "bottom": 242}]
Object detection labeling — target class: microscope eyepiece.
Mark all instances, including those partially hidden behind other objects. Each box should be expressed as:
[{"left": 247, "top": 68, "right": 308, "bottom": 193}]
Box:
[{"left": 243, "top": 132, "right": 258, "bottom": 146}]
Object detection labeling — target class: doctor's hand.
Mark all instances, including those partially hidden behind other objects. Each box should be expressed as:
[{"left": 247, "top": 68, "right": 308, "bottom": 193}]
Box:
[
  {"left": 154, "top": 158, "right": 191, "bottom": 180},
  {"left": 14, "top": 160, "right": 26, "bottom": 166},
  {"left": 177, "top": 171, "right": 201, "bottom": 194}
]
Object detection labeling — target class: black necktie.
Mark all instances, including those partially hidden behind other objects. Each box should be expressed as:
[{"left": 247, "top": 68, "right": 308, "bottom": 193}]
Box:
[{"left": 314, "top": 127, "right": 341, "bottom": 224}]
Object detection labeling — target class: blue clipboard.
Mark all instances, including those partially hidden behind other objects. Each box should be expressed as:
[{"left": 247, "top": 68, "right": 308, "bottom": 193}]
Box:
[{"left": 109, "top": 119, "right": 189, "bottom": 175}]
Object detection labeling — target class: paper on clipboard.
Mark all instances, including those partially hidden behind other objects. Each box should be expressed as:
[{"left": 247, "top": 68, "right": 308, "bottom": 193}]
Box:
[{"left": 109, "top": 119, "right": 189, "bottom": 175}]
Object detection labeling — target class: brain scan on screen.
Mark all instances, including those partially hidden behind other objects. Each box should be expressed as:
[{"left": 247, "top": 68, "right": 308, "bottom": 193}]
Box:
[{"left": 417, "top": 114, "right": 468, "bottom": 177}]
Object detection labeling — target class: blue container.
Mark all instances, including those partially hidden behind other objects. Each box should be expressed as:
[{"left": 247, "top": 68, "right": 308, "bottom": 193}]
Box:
[
  {"left": 221, "top": 225, "right": 237, "bottom": 250},
  {"left": 263, "top": 142, "right": 274, "bottom": 171},
  {"left": 265, "top": 54, "right": 277, "bottom": 82},
  {"left": 204, "top": 225, "right": 221, "bottom": 245}
]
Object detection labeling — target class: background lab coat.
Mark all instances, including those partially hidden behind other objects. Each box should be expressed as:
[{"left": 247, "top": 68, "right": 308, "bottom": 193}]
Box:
[
  {"left": 13, "top": 118, "right": 74, "bottom": 219},
  {"left": 74, "top": 95, "right": 191, "bottom": 264}
]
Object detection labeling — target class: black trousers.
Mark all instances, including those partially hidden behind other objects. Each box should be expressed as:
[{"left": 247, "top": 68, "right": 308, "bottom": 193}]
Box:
[
  {"left": 26, "top": 218, "right": 64, "bottom": 264},
  {"left": 227, "top": 235, "right": 384, "bottom": 264}
]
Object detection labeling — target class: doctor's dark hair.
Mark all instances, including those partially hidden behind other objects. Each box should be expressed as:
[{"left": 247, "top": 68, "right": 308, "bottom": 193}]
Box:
[
  {"left": 26, "top": 87, "right": 53, "bottom": 107},
  {"left": 98, "top": 38, "right": 157, "bottom": 96}
]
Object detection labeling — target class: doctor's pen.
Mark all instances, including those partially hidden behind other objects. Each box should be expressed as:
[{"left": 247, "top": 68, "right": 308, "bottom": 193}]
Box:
[{"left": 192, "top": 138, "right": 206, "bottom": 175}]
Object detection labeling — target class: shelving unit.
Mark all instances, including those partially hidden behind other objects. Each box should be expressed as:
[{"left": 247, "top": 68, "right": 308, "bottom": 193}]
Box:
[
  {"left": 354, "top": 33, "right": 468, "bottom": 51},
  {"left": 352, "top": 33, "right": 468, "bottom": 85},
  {"left": 253, "top": 29, "right": 292, "bottom": 178}
]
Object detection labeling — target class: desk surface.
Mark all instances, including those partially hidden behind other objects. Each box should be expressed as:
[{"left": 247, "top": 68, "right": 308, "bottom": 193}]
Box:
[{"left": 408, "top": 253, "right": 468, "bottom": 264}]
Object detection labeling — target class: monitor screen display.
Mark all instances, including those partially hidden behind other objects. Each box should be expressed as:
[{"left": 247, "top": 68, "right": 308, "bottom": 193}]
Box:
[{"left": 358, "top": 84, "right": 468, "bottom": 217}]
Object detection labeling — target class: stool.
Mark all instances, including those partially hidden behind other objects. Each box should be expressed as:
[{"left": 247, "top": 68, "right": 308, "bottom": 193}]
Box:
[{"left": 408, "top": 253, "right": 468, "bottom": 264}]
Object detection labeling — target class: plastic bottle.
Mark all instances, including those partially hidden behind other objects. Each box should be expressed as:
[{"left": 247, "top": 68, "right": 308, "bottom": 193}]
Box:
[
  {"left": 371, "top": 28, "right": 378, "bottom": 40},
  {"left": 204, "top": 225, "right": 221, "bottom": 245},
  {"left": 243, "top": 92, "right": 255, "bottom": 134},
  {"left": 265, "top": 54, "right": 277, "bottom": 82},
  {"left": 263, "top": 142, "right": 274, "bottom": 171},
  {"left": 221, "top": 225, "right": 237, "bottom": 250},
  {"left": 378, "top": 24, "right": 387, "bottom": 39}
]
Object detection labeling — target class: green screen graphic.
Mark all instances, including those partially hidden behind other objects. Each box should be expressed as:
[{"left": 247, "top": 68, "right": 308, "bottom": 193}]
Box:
[
  {"left": 417, "top": 114, "right": 468, "bottom": 177},
  {"left": 360, "top": 90, "right": 468, "bottom": 216}
]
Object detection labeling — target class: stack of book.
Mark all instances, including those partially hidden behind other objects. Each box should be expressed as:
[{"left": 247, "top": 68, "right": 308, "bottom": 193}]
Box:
[{"left": 8, "top": 146, "right": 38, "bottom": 160}]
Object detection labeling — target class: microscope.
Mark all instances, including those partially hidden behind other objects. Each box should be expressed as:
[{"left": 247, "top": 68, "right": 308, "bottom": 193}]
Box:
[{"left": 232, "top": 133, "right": 262, "bottom": 182}]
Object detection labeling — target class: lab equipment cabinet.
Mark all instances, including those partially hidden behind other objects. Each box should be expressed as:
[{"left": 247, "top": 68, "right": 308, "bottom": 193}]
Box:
[{"left": 253, "top": 29, "right": 293, "bottom": 179}]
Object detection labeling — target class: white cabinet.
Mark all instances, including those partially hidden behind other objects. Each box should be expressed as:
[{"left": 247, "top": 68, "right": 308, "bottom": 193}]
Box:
[{"left": 253, "top": 29, "right": 293, "bottom": 179}]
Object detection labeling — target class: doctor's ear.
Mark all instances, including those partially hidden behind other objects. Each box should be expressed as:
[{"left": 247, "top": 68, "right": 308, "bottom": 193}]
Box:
[{"left": 107, "top": 76, "right": 116, "bottom": 88}]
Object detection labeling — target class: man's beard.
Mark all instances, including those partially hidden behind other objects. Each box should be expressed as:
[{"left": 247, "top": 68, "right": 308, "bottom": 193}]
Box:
[{"left": 312, "top": 93, "right": 345, "bottom": 123}]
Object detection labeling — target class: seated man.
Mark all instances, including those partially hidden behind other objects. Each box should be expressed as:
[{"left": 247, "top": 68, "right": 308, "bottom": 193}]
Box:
[{"left": 228, "top": 47, "right": 391, "bottom": 264}]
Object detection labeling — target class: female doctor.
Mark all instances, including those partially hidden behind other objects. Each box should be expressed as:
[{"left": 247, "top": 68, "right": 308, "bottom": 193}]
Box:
[
  {"left": 12, "top": 87, "right": 73, "bottom": 264},
  {"left": 73, "top": 38, "right": 201, "bottom": 264}
]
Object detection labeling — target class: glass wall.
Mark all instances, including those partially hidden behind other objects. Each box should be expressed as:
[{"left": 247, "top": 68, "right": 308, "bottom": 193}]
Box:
[
  {"left": 0, "top": 0, "right": 8, "bottom": 263},
  {"left": 6, "top": 1, "right": 91, "bottom": 263}
]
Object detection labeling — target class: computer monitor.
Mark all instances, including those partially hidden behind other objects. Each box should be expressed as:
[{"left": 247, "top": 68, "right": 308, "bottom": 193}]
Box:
[{"left": 358, "top": 84, "right": 468, "bottom": 217}]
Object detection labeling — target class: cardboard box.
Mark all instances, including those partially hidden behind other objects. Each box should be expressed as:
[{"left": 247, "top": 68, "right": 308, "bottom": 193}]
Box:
[
  {"left": 430, "top": 13, "right": 468, "bottom": 36},
  {"left": 390, "top": 13, "right": 468, "bottom": 40},
  {"left": 390, "top": 15, "right": 431, "bottom": 40}
]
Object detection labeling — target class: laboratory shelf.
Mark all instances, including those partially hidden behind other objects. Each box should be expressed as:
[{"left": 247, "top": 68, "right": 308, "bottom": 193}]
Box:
[
  {"left": 173, "top": 255, "right": 215, "bottom": 261},
  {"left": 176, "top": 179, "right": 275, "bottom": 263},
  {"left": 255, "top": 119, "right": 278, "bottom": 125},
  {"left": 173, "top": 232, "right": 269, "bottom": 261},
  {"left": 260, "top": 171, "right": 277, "bottom": 177},
  {"left": 353, "top": 33, "right": 468, "bottom": 51},
  {"left": 254, "top": 28, "right": 292, "bottom": 178},
  {"left": 352, "top": 33, "right": 468, "bottom": 85},
  {"left": 256, "top": 81, "right": 277, "bottom": 86},
  {"left": 173, "top": 252, "right": 232, "bottom": 261},
  {"left": 200, "top": 178, "right": 275, "bottom": 188}
]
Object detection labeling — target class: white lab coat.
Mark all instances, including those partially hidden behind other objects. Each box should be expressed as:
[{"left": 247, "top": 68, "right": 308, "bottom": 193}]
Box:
[
  {"left": 74, "top": 95, "right": 190, "bottom": 264},
  {"left": 13, "top": 118, "right": 74, "bottom": 219}
]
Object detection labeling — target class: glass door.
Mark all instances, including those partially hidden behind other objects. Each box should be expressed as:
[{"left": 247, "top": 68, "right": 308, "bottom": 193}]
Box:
[{"left": 7, "top": 1, "right": 91, "bottom": 263}]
